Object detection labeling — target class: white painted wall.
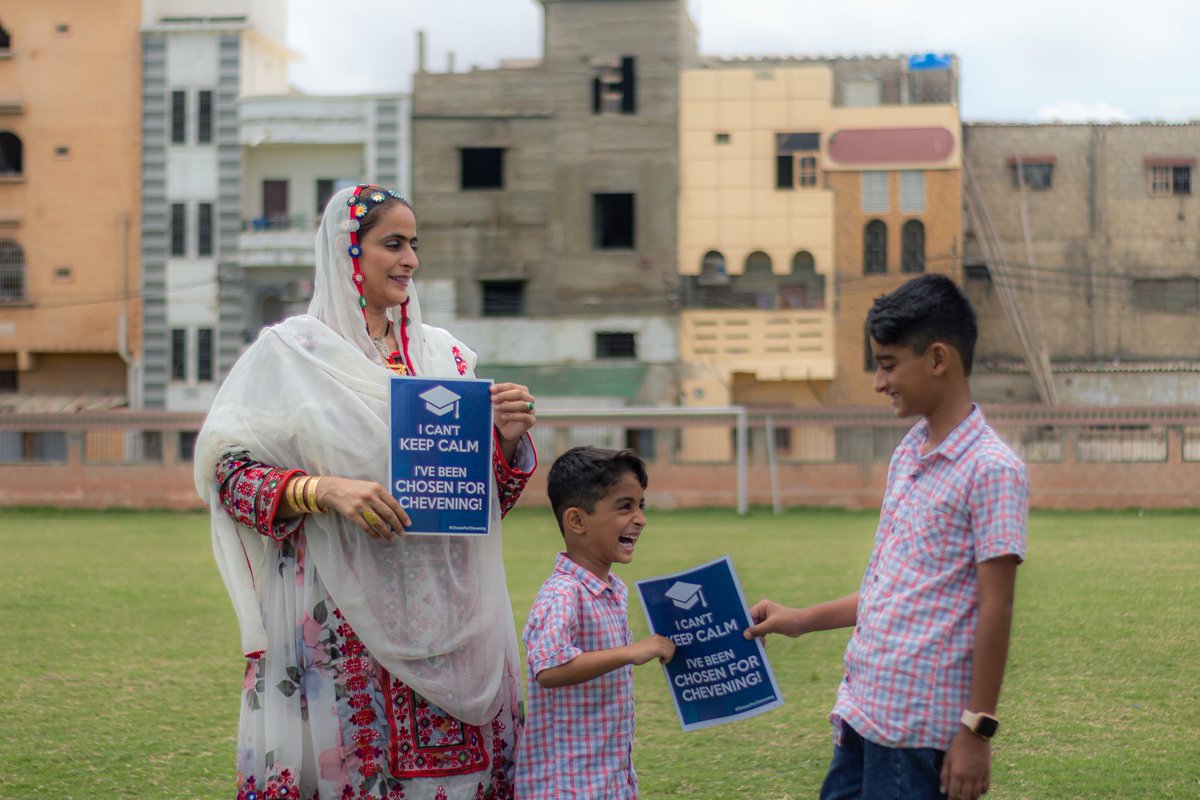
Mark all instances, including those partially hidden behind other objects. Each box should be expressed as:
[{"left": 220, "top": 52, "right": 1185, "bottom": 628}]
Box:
[
  {"left": 242, "top": 144, "right": 364, "bottom": 224},
  {"left": 167, "top": 150, "right": 220, "bottom": 199},
  {"left": 166, "top": 261, "right": 218, "bottom": 326},
  {"left": 165, "top": 32, "right": 220, "bottom": 86},
  {"left": 240, "top": 96, "right": 374, "bottom": 145}
]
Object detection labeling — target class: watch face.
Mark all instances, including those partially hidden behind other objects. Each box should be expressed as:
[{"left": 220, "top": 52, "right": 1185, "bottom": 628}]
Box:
[{"left": 976, "top": 716, "right": 1000, "bottom": 738}]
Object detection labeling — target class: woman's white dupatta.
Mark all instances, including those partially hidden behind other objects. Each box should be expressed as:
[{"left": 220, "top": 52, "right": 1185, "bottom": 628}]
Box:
[{"left": 194, "top": 186, "right": 517, "bottom": 726}]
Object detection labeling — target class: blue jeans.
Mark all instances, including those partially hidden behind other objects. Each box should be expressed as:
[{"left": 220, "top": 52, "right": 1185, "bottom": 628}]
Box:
[{"left": 819, "top": 720, "right": 948, "bottom": 800}]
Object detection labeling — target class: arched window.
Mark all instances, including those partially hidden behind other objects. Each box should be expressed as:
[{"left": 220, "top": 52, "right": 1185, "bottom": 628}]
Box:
[
  {"left": 698, "top": 250, "right": 728, "bottom": 285},
  {"left": 0, "top": 239, "right": 25, "bottom": 300},
  {"left": 741, "top": 251, "right": 776, "bottom": 309},
  {"left": 781, "top": 250, "right": 826, "bottom": 309},
  {"left": 792, "top": 251, "right": 815, "bottom": 273},
  {"left": 902, "top": 219, "right": 925, "bottom": 273},
  {"left": 743, "top": 251, "right": 773, "bottom": 277},
  {"left": 0, "top": 132, "right": 22, "bottom": 174},
  {"left": 863, "top": 220, "right": 887, "bottom": 274}
]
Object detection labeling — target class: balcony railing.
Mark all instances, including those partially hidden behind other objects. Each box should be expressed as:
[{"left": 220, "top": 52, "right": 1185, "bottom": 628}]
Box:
[
  {"left": 240, "top": 214, "right": 316, "bottom": 232},
  {"left": 680, "top": 308, "right": 835, "bottom": 381}
]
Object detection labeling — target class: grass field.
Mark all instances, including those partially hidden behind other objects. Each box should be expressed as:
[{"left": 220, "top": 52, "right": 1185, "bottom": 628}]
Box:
[{"left": 2, "top": 506, "right": 1198, "bottom": 799}]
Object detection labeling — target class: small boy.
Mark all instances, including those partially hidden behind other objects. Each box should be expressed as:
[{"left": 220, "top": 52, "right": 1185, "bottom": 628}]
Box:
[
  {"left": 746, "top": 274, "right": 1029, "bottom": 800},
  {"left": 514, "top": 446, "right": 675, "bottom": 800}
]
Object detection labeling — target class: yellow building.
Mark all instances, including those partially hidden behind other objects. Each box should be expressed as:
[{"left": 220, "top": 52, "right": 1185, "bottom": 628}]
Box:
[
  {"left": 677, "top": 57, "right": 961, "bottom": 457},
  {"left": 0, "top": 1, "right": 143, "bottom": 410}
]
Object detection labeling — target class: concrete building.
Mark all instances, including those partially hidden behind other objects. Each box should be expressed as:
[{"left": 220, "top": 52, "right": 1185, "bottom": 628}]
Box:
[
  {"left": 410, "top": 0, "right": 699, "bottom": 438},
  {"left": 0, "top": 0, "right": 143, "bottom": 421},
  {"left": 962, "top": 122, "right": 1200, "bottom": 405},
  {"left": 139, "top": 0, "right": 293, "bottom": 416},
  {"left": 677, "top": 55, "right": 961, "bottom": 457}
]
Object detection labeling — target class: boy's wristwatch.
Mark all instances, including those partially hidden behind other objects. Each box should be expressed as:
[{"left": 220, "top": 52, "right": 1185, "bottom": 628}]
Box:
[{"left": 960, "top": 710, "right": 1000, "bottom": 739}]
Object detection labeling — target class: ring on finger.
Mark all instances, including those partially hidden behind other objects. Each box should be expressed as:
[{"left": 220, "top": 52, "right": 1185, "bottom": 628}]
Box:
[
  {"left": 526, "top": 401, "right": 534, "bottom": 412},
  {"left": 361, "top": 510, "right": 380, "bottom": 526}
]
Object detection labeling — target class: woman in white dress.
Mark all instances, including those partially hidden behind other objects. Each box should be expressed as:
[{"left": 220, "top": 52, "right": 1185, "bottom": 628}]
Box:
[{"left": 194, "top": 185, "right": 538, "bottom": 800}]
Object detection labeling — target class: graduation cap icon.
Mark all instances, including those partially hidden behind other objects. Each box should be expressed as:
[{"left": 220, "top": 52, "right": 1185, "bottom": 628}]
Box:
[
  {"left": 419, "top": 385, "right": 462, "bottom": 419},
  {"left": 665, "top": 581, "right": 706, "bottom": 611}
]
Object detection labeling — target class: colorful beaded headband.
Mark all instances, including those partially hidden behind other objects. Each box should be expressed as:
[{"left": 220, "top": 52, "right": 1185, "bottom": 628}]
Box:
[{"left": 343, "top": 184, "right": 408, "bottom": 314}]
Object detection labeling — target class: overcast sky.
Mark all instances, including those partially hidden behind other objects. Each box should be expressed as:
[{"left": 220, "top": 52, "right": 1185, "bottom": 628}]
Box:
[{"left": 286, "top": 0, "right": 1200, "bottom": 123}]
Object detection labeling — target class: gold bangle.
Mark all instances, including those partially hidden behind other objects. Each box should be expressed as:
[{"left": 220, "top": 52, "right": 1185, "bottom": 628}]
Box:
[
  {"left": 297, "top": 474, "right": 312, "bottom": 513},
  {"left": 295, "top": 475, "right": 312, "bottom": 514},
  {"left": 306, "top": 476, "right": 324, "bottom": 514},
  {"left": 313, "top": 476, "right": 328, "bottom": 512},
  {"left": 287, "top": 475, "right": 305, "bottom": 513}
]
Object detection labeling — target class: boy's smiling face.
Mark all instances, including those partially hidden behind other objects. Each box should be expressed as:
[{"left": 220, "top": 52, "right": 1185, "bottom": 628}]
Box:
[
  {"left": 871, "top": 337, "right": 941, "bottom": 418},
  {"left": 565, "top": 471, "right": 646, "bottom": 582}
]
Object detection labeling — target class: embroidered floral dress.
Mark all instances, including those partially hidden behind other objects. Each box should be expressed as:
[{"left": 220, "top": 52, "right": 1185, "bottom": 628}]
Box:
[{"left": 216, "top": 439, "right": 534, "bottom": 800}]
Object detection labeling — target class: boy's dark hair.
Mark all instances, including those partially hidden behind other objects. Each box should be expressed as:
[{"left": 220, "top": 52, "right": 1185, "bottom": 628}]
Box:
[
  {"left": 547, "top": 446, "right": 648, "bottom": 535},
  {"left": 866, "top": 273, "right": 978, "bottom": 375}
]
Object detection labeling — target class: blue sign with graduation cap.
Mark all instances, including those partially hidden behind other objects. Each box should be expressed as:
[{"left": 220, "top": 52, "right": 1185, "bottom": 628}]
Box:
[
  {"left": 389, "top": 376, "right": 493, "bottom": 535},
  {"left": 636, "top": 556, "right": 784, "bottom": 731}
]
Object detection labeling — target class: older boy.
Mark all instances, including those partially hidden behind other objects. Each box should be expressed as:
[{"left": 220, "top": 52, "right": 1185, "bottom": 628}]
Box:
[
  {"left": 514, "top": 446, "right": 675, "bottom": 800},
  {"left": 746, "top": 274, "right": 1029, "bottom": 800}
]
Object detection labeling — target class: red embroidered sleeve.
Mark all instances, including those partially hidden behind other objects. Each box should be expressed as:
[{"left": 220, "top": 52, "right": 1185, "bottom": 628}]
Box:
[
  {"left": 216, "top": 450, "right": 306, "bottom": 540},
  {"left": 493, "top": 430, "right": 537, "bottom": 519}
]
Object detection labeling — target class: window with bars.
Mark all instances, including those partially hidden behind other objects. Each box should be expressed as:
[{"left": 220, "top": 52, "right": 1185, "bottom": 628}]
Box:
[
  {"left": 900, "top": 171, "right": 925, "bottom": 212},
  {"left": 1011, "top": 162, "right": 1054, "bottom": 190},
  {"left": 863, "top": 220, "right": 887, "bottom": 274},
  {"left": 861, "top": 171, "right": 889, "bottom": 212},
  {"left": 171, "top": 90, "right": 187, "bottom": 144},
  {"left": 170, "top": 203, "right": 186, "bottom": 256},
  {"left": 0, "top": 238, "right": 24, "bottom": 300},
  {"left": 171, "top": 328, "right": 187, "bottom": 381},
  {"left": 1149, "top": 165, "right": 1191, "bottom": 196},
  {"left": 197, "top": 90, "right": 213, "bottom": 143},
  {"left": 797, "top": 156, "right": 818, "bottom": 188},
  {"left": 197, "top": 328, "right": 214, "bottom": 381},
  {"left": 773, "top": 425, "right": 793, "bottom": 455},
  {"left": 197, "top": 203, "right": 213, "bottom": 256},
  {"left": 178, "top": 431, "right": 198, "bottom": 462},
  {"left": 902, "top": 220, "right": 925, "bottom": 273},
  {"left": 481, "top": 280, "right": 525, "bottom": 317},
  {"left": 595, "top": 331, "right": 637, "bottom": 359}
]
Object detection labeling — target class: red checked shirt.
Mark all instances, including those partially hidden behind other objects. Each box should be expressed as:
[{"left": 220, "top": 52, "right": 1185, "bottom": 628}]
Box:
[
  {"left": 832, "top": 405, "right": 1029, "bottom": 750},
  {"left": 515, "top": 553, "right": 637, "bottom": 800}
]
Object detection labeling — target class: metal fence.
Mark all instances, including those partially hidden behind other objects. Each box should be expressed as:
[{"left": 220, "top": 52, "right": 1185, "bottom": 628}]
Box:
[{"left": 2, "top": 405, "right": 1198, "bottom": 510}]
